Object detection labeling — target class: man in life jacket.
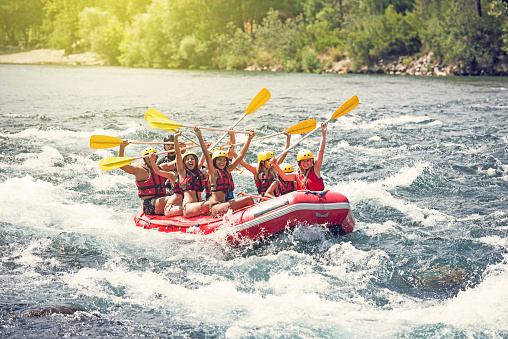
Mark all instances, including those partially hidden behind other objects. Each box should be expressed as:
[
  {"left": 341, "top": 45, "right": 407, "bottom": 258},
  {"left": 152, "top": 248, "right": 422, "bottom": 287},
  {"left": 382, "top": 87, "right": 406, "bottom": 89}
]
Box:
[
  {"left": 118, "top": 141, "right": 170, "bottom": 215},
  {"left": 156, "top": 134, "right": 176, "bottom": 166},
  {"left": 264, "top": 163, "right": 296, "bottom": 199}
]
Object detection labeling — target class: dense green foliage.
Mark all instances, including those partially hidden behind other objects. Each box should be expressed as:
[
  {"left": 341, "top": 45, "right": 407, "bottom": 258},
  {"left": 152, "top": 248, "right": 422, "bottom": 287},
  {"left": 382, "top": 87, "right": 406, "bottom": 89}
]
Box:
[{"left": 1, "top": 0, "right": 507, "bottom": 74}]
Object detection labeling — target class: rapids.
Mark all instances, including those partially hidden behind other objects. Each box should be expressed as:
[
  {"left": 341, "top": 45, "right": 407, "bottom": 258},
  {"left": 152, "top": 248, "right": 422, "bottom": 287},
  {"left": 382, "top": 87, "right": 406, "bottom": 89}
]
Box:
[{"left": 0, "top": 65, "right": 507, "bottom": 338}]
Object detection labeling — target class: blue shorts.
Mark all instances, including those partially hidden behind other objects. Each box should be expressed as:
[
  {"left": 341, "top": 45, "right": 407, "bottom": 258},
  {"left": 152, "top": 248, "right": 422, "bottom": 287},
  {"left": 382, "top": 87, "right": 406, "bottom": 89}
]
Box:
[
  {"left": 226, "top": 191, "right": 234, "bottom": 201},
  {"left": 207, "top": 191, "right": 234, "bottom": 201}
]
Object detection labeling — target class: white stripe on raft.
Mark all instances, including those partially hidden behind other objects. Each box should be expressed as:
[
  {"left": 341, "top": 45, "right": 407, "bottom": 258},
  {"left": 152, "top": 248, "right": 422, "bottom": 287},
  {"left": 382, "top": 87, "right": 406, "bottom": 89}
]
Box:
[{"left": 203, "top": 202, "right": 351, "bottom": 237}]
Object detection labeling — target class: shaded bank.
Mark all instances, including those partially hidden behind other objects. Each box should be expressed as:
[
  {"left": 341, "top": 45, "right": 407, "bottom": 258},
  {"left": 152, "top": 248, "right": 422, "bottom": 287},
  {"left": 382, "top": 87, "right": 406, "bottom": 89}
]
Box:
[
  {"left": 248, "top": 52, "right": 508, "bottom": 76},
  {"left": 1, "top": 48, "right": 507, "bottom": 76}
]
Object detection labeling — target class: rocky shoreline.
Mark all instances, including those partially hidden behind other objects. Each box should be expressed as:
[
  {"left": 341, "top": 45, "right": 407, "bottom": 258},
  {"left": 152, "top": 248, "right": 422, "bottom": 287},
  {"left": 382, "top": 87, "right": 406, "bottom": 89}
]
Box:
[
  {"left": 331, "top": 52, "right": 508, "bottom": 76},
  {"left": 248, "top": 52, "right": 508, "bottom": 76},
  {"left": 2, "top": 48, "right": 507, "bottom": 76}
]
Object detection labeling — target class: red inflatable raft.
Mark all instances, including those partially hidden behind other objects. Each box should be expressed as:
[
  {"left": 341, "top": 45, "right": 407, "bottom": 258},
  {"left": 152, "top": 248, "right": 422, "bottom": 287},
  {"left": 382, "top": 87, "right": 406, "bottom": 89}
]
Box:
[{"left": 134, "top": 190, "right": 354, "bottom": 245}]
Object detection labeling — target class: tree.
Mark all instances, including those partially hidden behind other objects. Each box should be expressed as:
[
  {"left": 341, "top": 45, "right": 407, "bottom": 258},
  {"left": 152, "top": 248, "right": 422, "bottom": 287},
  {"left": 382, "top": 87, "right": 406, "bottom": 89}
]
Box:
[
  {"left": 0, "top": 0, "right": 44, "bottom": 44},
  {"left": 79, "top": 7, "right": 123, "bottom": 64},
  {"left": 43, "top": 0, "right": 97, "bottom": 51}
]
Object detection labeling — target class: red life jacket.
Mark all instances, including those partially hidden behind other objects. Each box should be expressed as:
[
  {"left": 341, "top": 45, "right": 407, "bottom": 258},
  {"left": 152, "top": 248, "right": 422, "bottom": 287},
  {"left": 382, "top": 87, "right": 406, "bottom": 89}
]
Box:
[
  {"left": 165, "top": 168, "right": 179, "bottom": 195},
  {"left": 136, "top": 166, "right": 166, "bottom": 198},
  {"left": 210, "top": 168, "right": 234, "bottom": 193},
  {"left": 172, "top": 180, "right": 183, "bottom": 195},
  {"left": 277, "top": 178, "right": 296, "bottom": 196},
  {"left": 297, "top": 166, "right": 324, "bottom": 191},
  {"left": 255, "top": 170, "right": 276, "bottom": 195},
  {"left": 179, "top": 170, "right": 206, "bottom": 193}
]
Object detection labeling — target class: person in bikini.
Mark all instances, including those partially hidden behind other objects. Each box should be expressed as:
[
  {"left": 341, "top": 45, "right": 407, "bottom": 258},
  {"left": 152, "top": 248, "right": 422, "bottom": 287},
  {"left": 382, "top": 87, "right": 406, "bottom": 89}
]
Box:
[
  {"left": 238, "top": 129, "right": 291, "bottom": 198},
  {"left": 173, "top": 130, "right": 209, "bottom": 217},
  {"left": 194, "top": 126, "right": 255, "bottom": 217},
  {"left": 271, "top": 122, "right": 327, "bottom": 191},
  {"left": 206, "top": 131, "right": 238, "bottom": 201}
]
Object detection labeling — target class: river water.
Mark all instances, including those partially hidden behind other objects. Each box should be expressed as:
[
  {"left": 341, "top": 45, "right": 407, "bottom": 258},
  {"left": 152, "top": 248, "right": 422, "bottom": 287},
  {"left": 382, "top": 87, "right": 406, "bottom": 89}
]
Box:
[{"left": 0, "top": 65, "right": 507, "bottom": 338}]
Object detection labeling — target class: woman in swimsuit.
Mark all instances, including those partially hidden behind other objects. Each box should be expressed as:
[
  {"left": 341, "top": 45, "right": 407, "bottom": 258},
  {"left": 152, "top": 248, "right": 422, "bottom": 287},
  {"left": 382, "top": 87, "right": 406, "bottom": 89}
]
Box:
[
  {"left": 271, "top": 122, "right": 327, "bottom": 191},
  {"left": 239, "top": 129, "right": 291, "bottom": 198},
  {"left": 194, "top": 126, "right": 255, "bottom": 217}
]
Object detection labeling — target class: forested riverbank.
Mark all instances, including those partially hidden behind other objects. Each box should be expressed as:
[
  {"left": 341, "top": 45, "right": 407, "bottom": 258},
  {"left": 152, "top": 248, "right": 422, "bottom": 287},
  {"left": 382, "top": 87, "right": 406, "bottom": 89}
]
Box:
[{"left": 1, "top": 0, "right": 508, "bottom": 75}]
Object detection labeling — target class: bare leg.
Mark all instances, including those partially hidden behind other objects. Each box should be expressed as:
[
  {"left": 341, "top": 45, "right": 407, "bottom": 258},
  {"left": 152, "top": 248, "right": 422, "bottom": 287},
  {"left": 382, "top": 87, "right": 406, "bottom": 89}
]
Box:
[
  {"left": 211, "top": 202, "right": 231, "bottom": 217},
  {"left": 165, "top": 204, "right": 184, "bottom": 216},
  {"left": 164, "top": 194, "right": 183, "bottom": 216},
  {"left": 183, "top": 200, "right": 210, "bottom": 218},
  {"left": 229, "top": 197, "right": 254, "bottom": 211},
  {"left": 154, "top": 196, "right": 170, "bottom": 215},
  {"left": 211, "top": 197, "right": 254, "bottom": 217}
]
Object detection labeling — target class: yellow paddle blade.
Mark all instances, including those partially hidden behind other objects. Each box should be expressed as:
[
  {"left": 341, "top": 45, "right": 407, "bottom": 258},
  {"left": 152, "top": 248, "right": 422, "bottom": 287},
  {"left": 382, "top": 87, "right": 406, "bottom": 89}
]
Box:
[
  {"left": 146, "top": 116, "right": 182, "bottom": 131},
  {"left": 90, "top": 135, "right": 123, "bottom": 149},
  {"left": 99, "top": 157, "right": 135, "bottom": 171},
  {"left": 331, "top": 95, "right": 359, "bottom": 120},
  {"left": 245, "top": 88, "right": 271, "bottom": 114},
  {"left": 145, "top": 110, "right": 179, "bottom": 132},
  {"left": 286, "top": 119, "right": 317, "bottom": 134},
  {"left": 144, "top": 108, "right": 168, "bottom": 121}
]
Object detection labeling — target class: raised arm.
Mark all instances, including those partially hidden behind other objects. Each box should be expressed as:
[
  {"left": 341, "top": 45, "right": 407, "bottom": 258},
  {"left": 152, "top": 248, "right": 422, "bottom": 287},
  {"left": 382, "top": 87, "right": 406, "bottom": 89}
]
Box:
[
  {"left": 173, "top": 130, "right": 185, "bottom": 177},
  {"left": 149, "top": 153, "right": 176, "bottom": 180},
  {"left": 227, "top": 130, "right": 236, "bottom": 159},
  {"left": 197, "top": 154, "right": 205, "bottom": 169},
  {"left": 313, "top": 122, "right": 327, "bottom": 175},
  {"left": 117, "top": 140, "right": 148, "bottom": 180},
  {"left": 277, "top": 128, "right": 291, "bottom": 164},
  {"left": 228, "top": 130, "right": 255, "bottom": 171},
  {"left": 118, "top": 140, "right": 137, "bottom": 174},
  {"left": 230, "top": 149, "right": 256, "bottom": 175},
  {"left": 265, "top": 181, "right": 278, "bottom": 199},
  {"left": 270, "top": 157, "right": 297, "bottom": 182},
  {"left": 160, "top": 160, "right": 176, "bottom": 172},
  {"left": 193, "top": 126, "right": 215, "bottom": 176}
]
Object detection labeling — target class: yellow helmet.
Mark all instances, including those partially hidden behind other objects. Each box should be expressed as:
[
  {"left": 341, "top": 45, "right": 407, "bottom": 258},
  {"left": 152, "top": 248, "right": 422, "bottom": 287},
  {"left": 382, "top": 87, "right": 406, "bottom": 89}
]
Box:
[
  {"left": 257, "top": 151, "right": 265, "bottom": 163},
  {"left": 297, "top": 149, "right": 314, "bottom": 162},
  {"left": 280, "top": 163, "right": 294, "bottom": 173},
  {"left": 212, "top": 150, "right": 229, "bottom": 161},
  {"left": 258, "top": 151, "right": 275, "bottom": 163},
  {"left": 142, "top": 147, "right": 157, "bottom": 156},
  {"left": 183, "top": 151, "right": 198, "bottom": 160}
]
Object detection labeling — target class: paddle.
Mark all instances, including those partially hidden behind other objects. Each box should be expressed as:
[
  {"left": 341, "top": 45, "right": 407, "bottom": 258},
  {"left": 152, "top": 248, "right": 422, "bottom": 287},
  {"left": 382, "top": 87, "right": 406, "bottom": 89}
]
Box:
[
  {"left": 179, "top": 133, "right": 197, "bottom": 145},
  {"left": 146, "top": 114, "right": 250, "bottom": 134},
  {"left": 238, "top": 192, "right": 270, "bottom": 201},
  {"left": 145, "top": 108, "right": 202, "bottom": 145},
  {"left": 208, "top": 88, "right": 271, "bottom": 151},
  {"left": 98, "top": 145, "right": 199, "bottom": 171},
  {"left": 144, "top": 108, "right": 178, "bottom": 133},
  {"left": 89, "top": 135, "right": 190, "bottom": 149},
  {"left": 275, "top": 95, "right": 359, "bottom": 158},
  {"left": 219, "top": 118, "right": 316, "bottom": 150}
]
